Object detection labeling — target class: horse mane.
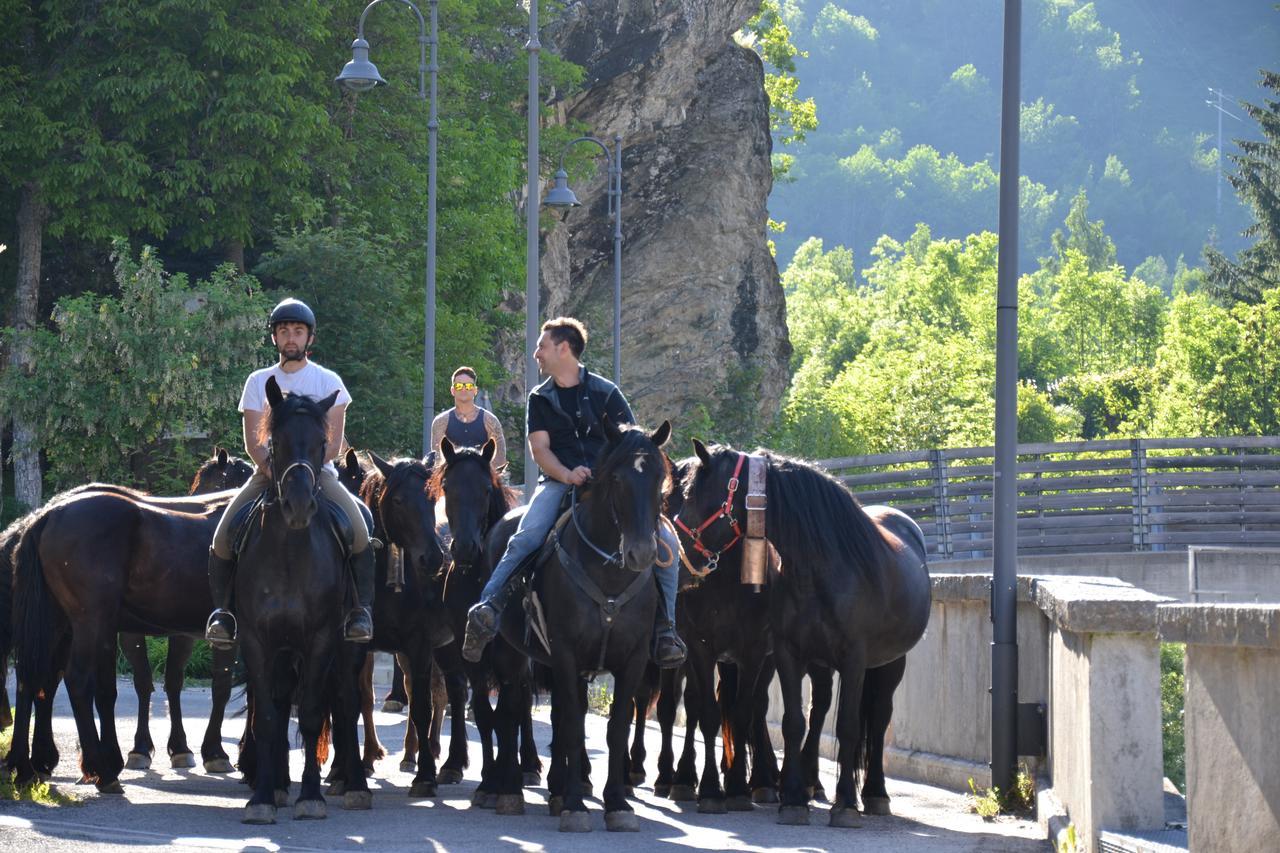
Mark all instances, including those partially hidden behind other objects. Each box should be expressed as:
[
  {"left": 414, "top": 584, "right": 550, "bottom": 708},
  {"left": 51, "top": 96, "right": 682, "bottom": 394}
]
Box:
[
  {"left": 359, "top": 457, "right": 432, "bottom": 529},
  {"left": 260, "top": 392, "right": 331, "bottom": 446},
  {"left": 591, "top": 425, "right": 673, "bottom": 500},
  {"left": 701, "top": 445, "right": 889, "bottom": 587},
  {"left": 428, "top": 446, "right": 518, "bottom": 526}
]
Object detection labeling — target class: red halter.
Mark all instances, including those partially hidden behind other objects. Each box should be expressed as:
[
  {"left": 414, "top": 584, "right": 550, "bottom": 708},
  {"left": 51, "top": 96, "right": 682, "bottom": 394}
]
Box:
[{"left": 674, "top": 453, "right": 746, "bottom": 572}]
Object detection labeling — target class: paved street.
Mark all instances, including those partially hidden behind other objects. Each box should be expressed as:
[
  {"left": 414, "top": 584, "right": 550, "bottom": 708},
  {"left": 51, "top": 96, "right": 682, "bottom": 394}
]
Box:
[{"left": 1, "top": 670, "right": 1046, "bottom": 851}]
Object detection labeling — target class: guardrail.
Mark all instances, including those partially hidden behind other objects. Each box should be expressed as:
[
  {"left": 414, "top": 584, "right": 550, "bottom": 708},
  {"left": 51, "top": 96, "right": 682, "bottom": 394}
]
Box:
[{"left": 815, "top": 436, "right": 1280, "bottom": 561}]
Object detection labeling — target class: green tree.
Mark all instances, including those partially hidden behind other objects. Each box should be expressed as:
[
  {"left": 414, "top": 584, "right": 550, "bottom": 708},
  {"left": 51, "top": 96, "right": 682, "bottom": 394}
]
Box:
[
  {"left": 1204, "top": 69, "right": 1280, "bottom": 305},
  {"left": 743, "top": 0, "right": 818, "bottom": 182}
]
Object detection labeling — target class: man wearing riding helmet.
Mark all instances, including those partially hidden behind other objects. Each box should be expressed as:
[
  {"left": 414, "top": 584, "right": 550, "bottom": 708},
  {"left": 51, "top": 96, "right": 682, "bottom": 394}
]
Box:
[{"left": 204, "top": 297, "right": 375, "bottom": 648}]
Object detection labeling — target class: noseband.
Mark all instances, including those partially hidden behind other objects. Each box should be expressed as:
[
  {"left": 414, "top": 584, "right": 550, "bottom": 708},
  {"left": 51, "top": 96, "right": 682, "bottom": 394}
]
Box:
[
  {"left": 270, "top": 440, "right": 321, "bottom": 503},
  {"left": 674, "top": 452, "right": 747, "bottom": 574}
]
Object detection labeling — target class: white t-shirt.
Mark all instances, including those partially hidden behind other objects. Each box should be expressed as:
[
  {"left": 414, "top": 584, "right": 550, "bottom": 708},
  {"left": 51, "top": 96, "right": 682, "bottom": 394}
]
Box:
[{"left": 239, "top": 361, "right": 352, "bottom": 413}]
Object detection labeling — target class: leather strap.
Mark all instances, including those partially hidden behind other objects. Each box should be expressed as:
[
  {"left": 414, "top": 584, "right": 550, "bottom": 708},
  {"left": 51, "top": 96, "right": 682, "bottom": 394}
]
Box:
[{"left": 742, "top": 454, "right": 768, "bottom": 587}]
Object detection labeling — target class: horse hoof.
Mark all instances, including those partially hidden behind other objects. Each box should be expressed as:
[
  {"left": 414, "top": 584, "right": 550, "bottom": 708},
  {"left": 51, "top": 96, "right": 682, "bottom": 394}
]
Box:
[
  {"left": 605, "top": 810, "right": 639, "bottom": 832},
  {"left": 811, "top": 787, "right": 829, "bottom": 803},
  {"left": 777, "top": 805, "right": 810, "bottom": 825},
  {"left": 170, "top": 752, "right": 196, "bottom": 770},
  {"left": 275, "top": 789, "right": 290, "bottom": 808},
  {"left": 382, "top": 700, "right": 405, "bottom": 713},
  {"left": 727, "top": 795, "right": 754, "bottom": 811},
  {"left": 752, "top": 787, "right": 779, "bottom": 805},
  {"left": 668, "top": 784, "right": 696, "bottom": 802},
  {"left": 399, "top": 759, "right": 416, "bottom": 773},
  {"left": 438, "top": 768, "right": 463, "bottom": 785},
  {"left": 830, "top": 806, "right": 863, "bottom": 828},
  {"left": 548, "top": 795, "right": 564, "bottom": 816},
  {"left": 409, "top": 782, "right": 438, "bottom": 799},
  {"left": 698, "top": 798, "right": 727, "bottom": 814},
  {"left": 653, "top": 783, "right": 671, "bottom": 798},
  {"left": 293, "top": 799, "right": 327, "bottom": 820},
  {"left": 204, "top": 758, "right": 234, "bottom": 774},
  {"left": 343, "top": 790, "right": 373, "bottom": 810},
  {"left": 496, "top": 794, "right": 525, "bottom": 815},
  {"left": 326, "top": 781, "right": 346, "bottom": 796},
  {"left": 863, "top": 796, "right": 891, "bottom": 816},
  {"left": 628, "top": 771, "right": 645, "bottom": 786},
  {"left": 559, "top": 810, "right": 592, "bottom": 833},
  {"left": 582, "top": 783, "right": 594, "bottom": 799},
  {"left": 243, "top": 804, "right": 276, "bottom": 824},
  {"left": 624, "top": 785, "right": 635, "bottom": 798},
  {"left": 362, "top": 763, "right": 375, "bottom": 778},
  {"left": 522, "top": 771, "right": 541, "bottom": 787},
  {"left": 125, "top": 752, "right": 151, "bottom": 771},
  {"left": 96, "top": 779, "right": 125, "bottom": 795}
]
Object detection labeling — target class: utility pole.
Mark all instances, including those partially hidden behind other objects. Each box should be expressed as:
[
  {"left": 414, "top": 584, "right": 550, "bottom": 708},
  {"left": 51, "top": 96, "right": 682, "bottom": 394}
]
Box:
[{"left": 1205, "top": 87, "right": 1241, "bottom": 225}]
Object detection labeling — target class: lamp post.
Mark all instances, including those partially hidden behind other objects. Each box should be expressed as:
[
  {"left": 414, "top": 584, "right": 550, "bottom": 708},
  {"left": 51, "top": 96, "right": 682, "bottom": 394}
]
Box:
[
  {"left": 543, "top": 134, "right": 624, "bottom": 385},
  {"left": 337, "top": 0, "right": 439, "bottom": 457},
  {"left": 523, "top": 0, "right": 540, "bottom": 502}
]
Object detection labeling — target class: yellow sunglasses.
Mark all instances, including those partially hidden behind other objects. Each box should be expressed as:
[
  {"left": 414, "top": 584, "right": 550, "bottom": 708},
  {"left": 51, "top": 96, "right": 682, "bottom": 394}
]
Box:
[{"left": 452, "top": 381, "right": 477, "bottom": 391}]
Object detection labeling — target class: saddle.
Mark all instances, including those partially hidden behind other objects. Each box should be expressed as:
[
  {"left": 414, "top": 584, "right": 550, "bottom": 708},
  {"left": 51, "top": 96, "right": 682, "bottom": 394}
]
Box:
[{"left": 231, "top": 490, "right": 373, "bottom": 560}]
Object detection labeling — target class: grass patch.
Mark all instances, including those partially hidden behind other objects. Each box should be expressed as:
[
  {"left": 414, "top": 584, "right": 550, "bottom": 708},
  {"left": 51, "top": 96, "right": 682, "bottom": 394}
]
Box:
[
  {"left": 586, "top": 681, "right": 613, "bottom": 716},
  {"left": 1161, "top": 642, "right": 1186, "bottom": 791},
  {"left": 0, "top": 728, "right": 81, "bottom": 806},
  {"left": 967, "top": 764, "right": 1035, "bottom": 819},
  {"left": 115, "top": 636, "right": 216, "bottom": 680}
]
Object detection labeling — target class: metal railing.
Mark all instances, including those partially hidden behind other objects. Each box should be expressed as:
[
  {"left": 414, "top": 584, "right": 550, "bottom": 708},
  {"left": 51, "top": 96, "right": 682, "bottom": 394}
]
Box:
[{"left": 815, "top": 437, "right": 1280, "bottom": 561}]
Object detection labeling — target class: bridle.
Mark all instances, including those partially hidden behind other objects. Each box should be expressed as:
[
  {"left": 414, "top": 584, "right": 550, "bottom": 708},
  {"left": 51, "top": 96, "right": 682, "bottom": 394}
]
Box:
[
  {"left": 674, "top": 453, "right": 747, "bottom": 575},
  {"left": 270, "top": 440, "right": 321, "bottom": 503}
]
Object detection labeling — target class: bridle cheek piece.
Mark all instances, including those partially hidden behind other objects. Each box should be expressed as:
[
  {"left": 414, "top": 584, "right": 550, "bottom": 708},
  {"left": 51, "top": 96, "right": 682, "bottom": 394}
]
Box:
[{"left": 674, "top": 453, "right": 747, "bottom": 576}]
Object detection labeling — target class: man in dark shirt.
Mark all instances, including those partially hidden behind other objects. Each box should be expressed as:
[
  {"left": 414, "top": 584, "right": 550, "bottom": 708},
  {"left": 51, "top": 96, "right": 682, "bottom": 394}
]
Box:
[{"left": 461, "top": 317, "right": 686, "bottom": 667}]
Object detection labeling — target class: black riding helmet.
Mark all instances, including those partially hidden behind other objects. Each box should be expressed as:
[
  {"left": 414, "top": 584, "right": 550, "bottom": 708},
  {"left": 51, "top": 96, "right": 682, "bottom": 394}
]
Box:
[{"left": 268, "top": 298, "right": 316, "bottom": 334}]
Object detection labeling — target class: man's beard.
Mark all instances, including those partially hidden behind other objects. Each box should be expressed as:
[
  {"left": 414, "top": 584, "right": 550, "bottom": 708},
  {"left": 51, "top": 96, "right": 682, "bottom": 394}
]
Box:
[{"left": 279, "top": 346, "right": 306, "bottom": 363}]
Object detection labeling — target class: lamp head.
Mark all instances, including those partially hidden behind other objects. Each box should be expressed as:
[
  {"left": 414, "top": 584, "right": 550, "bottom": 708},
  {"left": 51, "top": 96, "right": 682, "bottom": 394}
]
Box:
[
  {"left": 543, "top": 169, "right": 582, "bottom": 208},
  {"left": 336, "top": 38, "right": 386, "bottom": 93}
]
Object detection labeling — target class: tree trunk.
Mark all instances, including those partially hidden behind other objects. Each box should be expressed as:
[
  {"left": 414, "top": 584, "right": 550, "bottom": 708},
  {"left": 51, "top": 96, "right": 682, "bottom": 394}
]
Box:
[
  {"left": 9, "top": 182, "right": 47, "bottom": 510},
  {"left": 225, "top": 238, "right": 245, "bottom": 273}
]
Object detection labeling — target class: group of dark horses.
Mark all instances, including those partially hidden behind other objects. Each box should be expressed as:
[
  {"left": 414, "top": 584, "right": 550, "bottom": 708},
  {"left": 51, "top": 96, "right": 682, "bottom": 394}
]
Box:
[{"left": 1, "top": 378, "right": 932, "bottom": 832}]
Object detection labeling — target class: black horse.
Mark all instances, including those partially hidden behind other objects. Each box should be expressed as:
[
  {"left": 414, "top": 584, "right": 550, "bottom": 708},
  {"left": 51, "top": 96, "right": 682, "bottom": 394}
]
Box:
[
  {"left": 235, "top": 377, "right": 368, "bottom": 822},
  {"left": 8, "top": 457, "right": 254, "bottom": 790},
  {"left": 500, "top": 419, "right": 672, "bottom": 833},
  {"left": 429, "top": 437, "right": 541, "bottom": 811},
  {"left": 345, "top": 452, "right": 448, "bottom": 798},
  {"left": 677, "top": 442, "right": 931, "bottom": 827}
]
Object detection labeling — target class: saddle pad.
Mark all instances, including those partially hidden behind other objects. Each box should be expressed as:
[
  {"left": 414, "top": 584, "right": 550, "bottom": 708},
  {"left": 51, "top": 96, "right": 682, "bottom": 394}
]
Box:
[{"left": 232, "top": 492, "right": 356, "bottom": 559}]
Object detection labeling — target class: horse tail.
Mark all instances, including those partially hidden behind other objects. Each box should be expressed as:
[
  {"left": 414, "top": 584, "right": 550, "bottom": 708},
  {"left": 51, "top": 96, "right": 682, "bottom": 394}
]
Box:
[
  {"left": 0, "top": 531, "right": 15, "bottom": 670},
  {"left": 717, "top": 663, "right": 736, "bottom": 771},
  {"left": 316, "top": 715, "right": 331, "bottom": 767},
  {"left": 12, "top": 514, "right": 54, "bottom": 690}
]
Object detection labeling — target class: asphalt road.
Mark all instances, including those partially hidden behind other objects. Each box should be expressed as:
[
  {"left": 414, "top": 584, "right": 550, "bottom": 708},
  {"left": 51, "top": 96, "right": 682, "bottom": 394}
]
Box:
[{"left": 1, "top": 672, "right": 1047, "bottom": 852}]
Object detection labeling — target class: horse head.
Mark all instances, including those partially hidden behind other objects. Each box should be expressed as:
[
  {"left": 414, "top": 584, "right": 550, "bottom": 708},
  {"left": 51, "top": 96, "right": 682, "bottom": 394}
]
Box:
[
  {"left": 365, "top": 451, "right": 442, "bottom": 579},
  {"left": 674, "top": 438, "right": 748, "bottom": 565},
  {"left": 586, "top": 418, "right": 672, "bottom": 573},
  {"left": 188, "top": 445, "right": 254, "bottom": 495},
  {"left": 336, "top": 447, "right": 366, "bottom": 496},
  {"left": 435, "top": 437, "right": 500, "bottom": 568},
  {"left": 265, "top": 375, "right": 337, "bottom": 530}
]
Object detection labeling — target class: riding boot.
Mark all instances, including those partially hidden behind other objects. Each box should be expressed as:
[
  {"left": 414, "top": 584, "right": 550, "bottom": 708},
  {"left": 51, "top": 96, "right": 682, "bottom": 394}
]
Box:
[
  {"left": 205, "top": 549, "right": 238, "bottom": 651},
  {"left": 345, "top": 547, "right": 375, "bottom": 642},
  {"left": 651, "top": 564, "right": 687, "bottom": 668},
  {"left": 461, "top": 572, "right": 521, "bottom": 663}
]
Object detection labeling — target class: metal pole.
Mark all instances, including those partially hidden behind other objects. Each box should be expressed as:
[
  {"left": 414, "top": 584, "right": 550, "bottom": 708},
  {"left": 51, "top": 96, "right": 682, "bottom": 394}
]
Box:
[
  {"left": 992, "top": 0, "right": 1022, "bottom": 796},
  {"left": 423, "top": 0, "right": 439, "bottom": 457},
  {"left": 612, "top": 135, "right": 622, "bottom": 384},
  {"left": 1215, "top": 87, "right": 1224, "bottom": 221},
  {"left": 524, "top": 1, "right": 541, "bottom": 502}
]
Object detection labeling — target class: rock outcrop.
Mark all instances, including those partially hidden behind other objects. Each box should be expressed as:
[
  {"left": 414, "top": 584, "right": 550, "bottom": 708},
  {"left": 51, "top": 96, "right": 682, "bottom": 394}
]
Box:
[{"left": 498, "top": 0, "right": 790, "bottom": 442}]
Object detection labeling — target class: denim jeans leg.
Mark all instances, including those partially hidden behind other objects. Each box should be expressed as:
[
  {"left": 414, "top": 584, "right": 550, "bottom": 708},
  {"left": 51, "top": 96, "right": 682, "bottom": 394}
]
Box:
[
  {"left": 480, "top": 479, "right": 571, "bottom": 601},
  {"left": 656, "top": 524, "right": 680, "bottom": 624}
]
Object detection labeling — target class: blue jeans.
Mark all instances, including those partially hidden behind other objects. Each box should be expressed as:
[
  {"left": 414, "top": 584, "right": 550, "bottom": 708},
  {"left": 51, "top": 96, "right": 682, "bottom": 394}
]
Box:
[{"left": 481, "top": 479, "right": 679, "bottom": 625}]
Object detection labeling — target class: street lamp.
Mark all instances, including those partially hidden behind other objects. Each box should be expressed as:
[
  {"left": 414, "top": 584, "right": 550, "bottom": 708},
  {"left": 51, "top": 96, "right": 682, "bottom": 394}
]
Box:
[
  {"left": 543, "top": 134, "right": 624, "bottom": 384},
  {"left": 337, "top": 0, "right": 440, "bottom": 457}
]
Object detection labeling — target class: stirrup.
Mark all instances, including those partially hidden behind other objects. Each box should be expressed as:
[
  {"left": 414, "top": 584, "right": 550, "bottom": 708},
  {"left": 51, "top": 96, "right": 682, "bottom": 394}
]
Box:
[{"left": 205, "top": 610, "right": 237, "bottom": 650}]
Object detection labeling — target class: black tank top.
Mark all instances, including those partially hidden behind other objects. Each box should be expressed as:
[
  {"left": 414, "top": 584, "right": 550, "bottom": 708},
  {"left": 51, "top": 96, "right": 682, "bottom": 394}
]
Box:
[{"left": 446, "top": 408, "right": 488, "bottom": 449}]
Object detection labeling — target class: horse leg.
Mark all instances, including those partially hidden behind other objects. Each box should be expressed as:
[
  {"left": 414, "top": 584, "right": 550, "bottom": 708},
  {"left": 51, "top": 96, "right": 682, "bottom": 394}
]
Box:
[
  {"left": 406, "top": 650, "right": 439, "bottom": 798},
  {"left": 201, "top": 644, "right": 236, "bottom": 773},
  {"left": 830, "top": 659, "right": 868, "bottom": 828},
  {"left": 242, "top": 651, "right": 279, "bottom": 823},
  {"left": 551, "top": 650, "right": 589, "bottom": 830},
  {"left": 860, "top": 657, "right": 906, "bottom": 816},
  {"left": 62, "top": 629, "right": 107, "bottom": 789},
  {"left": 491, "top": 674, "right": 524, "bottom": 814},
  {"left": 0, "top": 658, "right": 11, "bottom": 731},
  {"left": 653, "top": 666, "right": 680, "bottom": 796},
  {"left": 801, "top": 662, "right": 834, "bottom": 802},
  {"left": 357, "top": 654, "right": 385, "bottom": 773},
  {"left": 748, "top": 657, "right": 780, "bottom": 803},
  {"left": 292, "top": 648, "right": 330, "bottom": 819},
  {"left": 31, "top": 637, "right": 70, "bottom": 778},
  {"left": 382, "top": 654, "right": 408, "bottom": 711},
  {"left": 627, "top": 666, "right": 653, "bottom": 787},
  {"left": 437, "top": 666, "right": 469, "bottom": 782},
  {"left": 723, "top": 657, "right": 759, "bottom": 809},
  {"left": 518, "top": 677, "right": 542, "bottom": 785},
  {"left": 6, "top": 666, "right": 39, "bottom": 783},
  {"left": 164, "top": 635, "right": 197, "bottom": 768},
  {"left": 333, "top": 646, "right": 372, "bottom": 809},
  {"left": 603, "top": 655, "right": 647, "bottom": 831},
  {"left": 119, "top": 632, "right": 155, "bottom": 770},
  {"left": 468, "top": 669, "right": 498, "bottom": 806},
  {"left": 774, "top": 646, "right": 810, "bottom": 823},
  {"left": 429, "top": 663, "right": 446, "bottom": 761},
  {"left": 688, "top": 644, "right": 725, "bottom": 812},
  {"left": 671, "top": 672, "right": 699, "bottom": 801}
]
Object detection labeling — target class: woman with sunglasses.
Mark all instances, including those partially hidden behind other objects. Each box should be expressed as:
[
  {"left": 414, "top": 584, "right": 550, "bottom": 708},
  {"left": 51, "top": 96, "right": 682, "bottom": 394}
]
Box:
[{"left": 430, "top": 366, "right": 508, "bottom": 468}]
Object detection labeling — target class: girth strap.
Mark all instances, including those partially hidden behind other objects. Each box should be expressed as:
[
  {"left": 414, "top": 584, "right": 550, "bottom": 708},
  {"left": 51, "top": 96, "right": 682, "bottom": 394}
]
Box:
[{"left": 554, "top": 527, "right": 654, "bottom": 674}]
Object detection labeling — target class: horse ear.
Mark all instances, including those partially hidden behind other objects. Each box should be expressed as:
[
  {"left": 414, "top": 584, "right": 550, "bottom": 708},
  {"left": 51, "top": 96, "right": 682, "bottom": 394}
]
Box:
[
  {"left": 370, "top": 451, "right": 395, "bottom": 480},
  {"left": 693, "top": 438, "right": 712, "bottom": 467},
  {"left": 480, "top": 438, "right": 497, "bottom": 464},
  {"left": 602, "top": 414, "right": 623, "bottom": 445},
  {"left": 265, "top": 375, "right": 284, "bottom": 408},
  {"left": 345, "top": 447, "right": 359, "bottom": 469},
  {"left": 649, "top": 420, "right": 672, "bottom": 448},
  {"left": 216, "top": 446, "right": 229, "bottom": 465},
  {"left": 440, "top": 437, "right": 458, "bottom": 465},
  {"left": 316, "top": 389, "right": 340, "bottom": 413}
]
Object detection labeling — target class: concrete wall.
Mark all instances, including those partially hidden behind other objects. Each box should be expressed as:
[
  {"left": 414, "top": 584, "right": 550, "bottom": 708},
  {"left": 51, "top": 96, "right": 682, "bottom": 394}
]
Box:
[
  {"left": 1160, "top": 605, "right": 1280, "bottom": 853},
  {"left": 942, "top": 550, "right": 1280, "bottom": 603}
]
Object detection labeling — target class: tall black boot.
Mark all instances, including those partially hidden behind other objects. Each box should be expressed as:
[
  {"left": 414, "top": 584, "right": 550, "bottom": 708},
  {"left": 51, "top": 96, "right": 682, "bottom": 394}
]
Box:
[
  {"left": 345, "top": 547, "right": 375, "bottom": 642},
  {"left": 461, "top": 571, "right": 522, "bottom": 663},
  {"left": 205, "top": 549, "right": 238, "bottom": 651},
  {"left": 651, "top": 568, "right": 687, "bottom": 669}
]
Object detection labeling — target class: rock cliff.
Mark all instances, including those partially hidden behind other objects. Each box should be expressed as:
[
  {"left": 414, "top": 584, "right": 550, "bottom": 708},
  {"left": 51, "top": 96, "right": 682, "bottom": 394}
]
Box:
[{"left": 498, "top": 0, "right": 790, "bottom": 443}]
